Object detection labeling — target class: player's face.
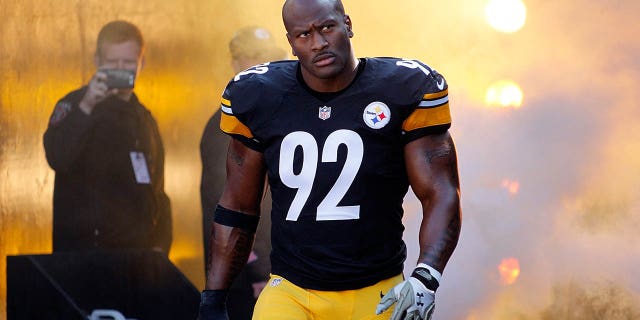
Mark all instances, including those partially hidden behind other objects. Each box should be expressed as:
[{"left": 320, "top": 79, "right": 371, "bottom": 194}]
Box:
[{"left": 284, "top": 1, "right": 355, "bottom": 91}]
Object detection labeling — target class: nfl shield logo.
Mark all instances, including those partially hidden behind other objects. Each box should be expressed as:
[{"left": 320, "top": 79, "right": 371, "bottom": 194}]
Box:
[{"left": 319, "top": 106, "right": 331, "bottom": 120}]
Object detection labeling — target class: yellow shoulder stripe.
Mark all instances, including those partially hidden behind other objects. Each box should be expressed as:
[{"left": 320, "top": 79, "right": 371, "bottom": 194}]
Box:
[
  {"left": 220, "top": 112, "right": 253, "bottom": 138},
  {"left": 402, "top": 103, "right": 451, "bottom": 131}
]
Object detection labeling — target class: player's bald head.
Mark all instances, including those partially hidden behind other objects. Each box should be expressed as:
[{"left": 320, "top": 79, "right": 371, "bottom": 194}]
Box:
[{"left": 282, "top": 0, "right": 346, "bottom": 32}]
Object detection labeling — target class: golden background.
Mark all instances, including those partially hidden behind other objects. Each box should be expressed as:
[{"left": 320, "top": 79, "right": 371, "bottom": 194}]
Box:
[{"left": 2, "top": 0, "right": 640, "bottom": 318}]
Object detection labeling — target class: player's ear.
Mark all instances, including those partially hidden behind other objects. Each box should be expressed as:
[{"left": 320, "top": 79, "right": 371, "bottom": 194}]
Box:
[
  {"left": 345, "top": 15, "right": 354, "bottom": 38},
  {"left": 286, "top": 32, "right": 298, "bottom": 57}
]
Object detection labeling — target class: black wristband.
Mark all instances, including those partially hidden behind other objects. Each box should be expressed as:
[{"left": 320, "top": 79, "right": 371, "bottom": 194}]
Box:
[
  {"left": 199, "top": 290, "right": 229, "bottom": 320},
  {"left": 200, "top": 289, "right": 228, "bottom": 306},
  {"left": 411, "top": 267, "right": 440, "bottom": 291},
  {"left": 213, "top": 205, "right": 260, "bottom": 233}
]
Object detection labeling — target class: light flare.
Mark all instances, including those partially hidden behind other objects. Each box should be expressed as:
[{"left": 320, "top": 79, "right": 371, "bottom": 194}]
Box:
[
  {"left": 485, "top": 0, "right": 527, "bottom": 33},
  {"left": 501, "top": 179, "right": 520, "bottom": 195},
  {"left": 498, "top": 257, "right": 521, "bottom": 285},
  {"left": 485, "top": 80, "right": 523, "bottom": 109}
]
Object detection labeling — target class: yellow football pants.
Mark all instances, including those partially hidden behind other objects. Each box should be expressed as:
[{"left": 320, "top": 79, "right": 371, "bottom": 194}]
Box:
[{"left": 253, "top": 273, "right": 403, "bottom": 320}]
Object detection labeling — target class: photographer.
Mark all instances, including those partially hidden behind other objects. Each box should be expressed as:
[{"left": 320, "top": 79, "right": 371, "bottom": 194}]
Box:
[{"left": 43, "top": 20, "right": 172, "bottom": 254}]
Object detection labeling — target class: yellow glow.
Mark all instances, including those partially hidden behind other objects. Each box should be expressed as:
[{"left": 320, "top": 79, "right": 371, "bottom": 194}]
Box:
[
  {"left": 498, "top": 257, "right": 521, "bottom": 285},
  {"left": 465, "top": 314, "right": 480, "bottom": 320},
  {"left": 501, "top": 179, "right": 520, "bottom": 195},
  {"left": 485, "top": 80, "right": 523, "bottom": 108},
  {"left": 485, "top": 0, "right": 527, "bottom": 33}
]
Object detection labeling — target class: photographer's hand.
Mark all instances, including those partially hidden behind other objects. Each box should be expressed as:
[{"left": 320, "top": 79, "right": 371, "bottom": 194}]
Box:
[{"left": 79, "top": 71, "right": 115, "bottom": 115}]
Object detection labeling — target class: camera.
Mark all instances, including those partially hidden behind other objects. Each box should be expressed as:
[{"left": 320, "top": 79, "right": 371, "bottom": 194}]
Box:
[{"left": 104, "top": 69, "right": 136, "bottom": 89}]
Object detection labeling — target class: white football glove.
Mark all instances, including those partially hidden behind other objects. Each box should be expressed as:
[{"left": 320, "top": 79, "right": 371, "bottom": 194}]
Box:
[{"left": 375, "top": 264, "right": 440, "bottom": 320}]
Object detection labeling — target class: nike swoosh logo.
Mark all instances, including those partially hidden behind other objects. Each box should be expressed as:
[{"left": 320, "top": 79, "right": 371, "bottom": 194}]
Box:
[{"left": 436, "top": 78, "right": 445, "bottom": 90}]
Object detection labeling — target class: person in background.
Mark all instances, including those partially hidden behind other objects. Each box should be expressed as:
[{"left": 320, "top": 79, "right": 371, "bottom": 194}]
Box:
[
  {"left": 43, "top": 20, "right": 172, "bottom": 255},
  {"left": 199, "top": 26, "right": 287, "bottom": 320}
]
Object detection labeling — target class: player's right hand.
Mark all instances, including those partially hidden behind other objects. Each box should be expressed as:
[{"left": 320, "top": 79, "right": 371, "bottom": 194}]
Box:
[{"left": 197, "top": 290, "right": 229, "bottom": 320}]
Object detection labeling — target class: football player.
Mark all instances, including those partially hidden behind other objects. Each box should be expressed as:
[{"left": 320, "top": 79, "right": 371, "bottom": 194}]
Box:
[
  {"left": 198, "top": 0, "right": 461, "bottom": 319},
  {"left": 200, "top": 26, "right": 287, "bottom": 320}
]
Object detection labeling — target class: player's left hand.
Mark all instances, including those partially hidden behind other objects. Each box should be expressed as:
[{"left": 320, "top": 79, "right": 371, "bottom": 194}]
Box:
[{"left": 375, "top": 266, "right": 439, "bottom": 320}]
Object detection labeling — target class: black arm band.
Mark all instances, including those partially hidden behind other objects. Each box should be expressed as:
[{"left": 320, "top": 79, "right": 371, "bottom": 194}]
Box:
[
  {"left": 213, "top": 205, "right": 259, "bottom": 233},
  {"left": 200, "top": 289, "right": 228, "bottom": 306}
]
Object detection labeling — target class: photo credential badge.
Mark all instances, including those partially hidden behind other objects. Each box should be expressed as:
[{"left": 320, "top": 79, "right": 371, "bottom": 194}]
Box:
[{"left": 130, "top": 151, "right": 151, "bottom": 184}]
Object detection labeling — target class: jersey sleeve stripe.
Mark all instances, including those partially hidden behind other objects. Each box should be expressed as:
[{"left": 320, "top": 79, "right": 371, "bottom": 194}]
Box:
[
  {"left": 402, "top": 103, "right": 451, "bottom": 132},
  {"left": 422, "top": 89, "right": 448, "bottom": 101},
  {"left": 220, "top": 98, "right": 233, "bottom": 115},
  {"left": 221, "top": 104, "right": 233, "bottom": 115},
  {"left": 220, "top": 111, "right": 254, "bottom": 138},
  {"left": 419, "top": 95, "right": 449, "bottom": 108},
  {"left": 420, "top": 89, "right": 449, "bottom": 108}
]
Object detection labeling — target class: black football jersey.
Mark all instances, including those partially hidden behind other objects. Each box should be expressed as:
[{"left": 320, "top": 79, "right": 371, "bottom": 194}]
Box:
[{"left": 219, "top": 57, "right": 451, "bottom": 291}]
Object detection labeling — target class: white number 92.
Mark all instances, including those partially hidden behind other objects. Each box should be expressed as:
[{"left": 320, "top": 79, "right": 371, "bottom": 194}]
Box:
[{"left": 279, "top": 130, "right": 363, "bottom": 221}]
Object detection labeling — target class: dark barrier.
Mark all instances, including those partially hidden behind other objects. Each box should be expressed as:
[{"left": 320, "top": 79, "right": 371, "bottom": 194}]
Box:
[{"left": 7, "top": 250, "right": 200, "bottom": 320}]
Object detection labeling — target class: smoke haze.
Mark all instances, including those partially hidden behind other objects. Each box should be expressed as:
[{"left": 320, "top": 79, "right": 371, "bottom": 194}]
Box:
[
  {"left": 2, "top": 0, "right": 639, "bottom": 318},
  {"left": 396, "top": 1, "right": 640, "bottom": 319}
]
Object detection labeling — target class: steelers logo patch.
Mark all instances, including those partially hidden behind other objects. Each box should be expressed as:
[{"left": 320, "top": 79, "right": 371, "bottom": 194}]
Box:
[{"left": 363, "top": 101, "right": 391, "bottom": 129}]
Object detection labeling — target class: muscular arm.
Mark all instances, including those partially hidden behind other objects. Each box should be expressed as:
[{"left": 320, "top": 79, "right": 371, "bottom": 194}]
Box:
[
  {"left": 405, "top": 131, "right": 461, "bottom": 273},
  {"left": 205, "top": 138, "right": 266, "bottom": 290}
]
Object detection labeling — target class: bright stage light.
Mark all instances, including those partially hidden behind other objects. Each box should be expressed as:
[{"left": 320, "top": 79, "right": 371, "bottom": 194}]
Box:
[
  {"left": 498, "top": 257, "right": 521, "bottom": 285},
  {"left": 485, "top": 80, "right": 523, "bottom": 108},
  {"left": 485, "top": 0, "right": 527, "bottom": 33}
]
